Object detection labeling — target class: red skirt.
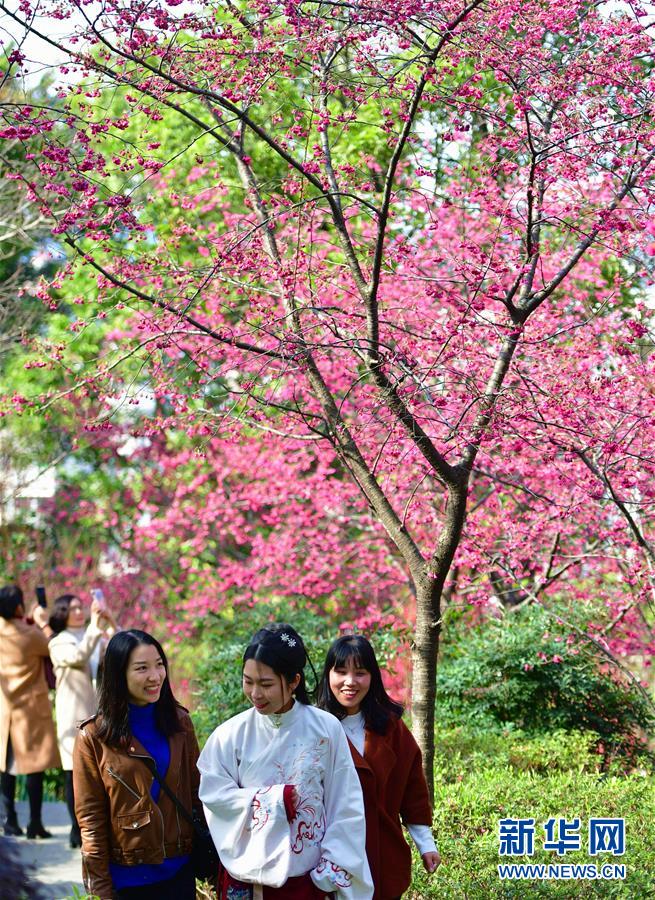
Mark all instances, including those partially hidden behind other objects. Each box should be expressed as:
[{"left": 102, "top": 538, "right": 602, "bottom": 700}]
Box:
[{"left": 219, "top": 868, "right": 332, "bottom": 900}]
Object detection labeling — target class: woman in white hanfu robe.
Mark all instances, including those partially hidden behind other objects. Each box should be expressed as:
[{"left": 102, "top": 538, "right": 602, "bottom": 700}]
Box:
[{"left": 198, "top": 623, "right": 373, "bottom": 900}]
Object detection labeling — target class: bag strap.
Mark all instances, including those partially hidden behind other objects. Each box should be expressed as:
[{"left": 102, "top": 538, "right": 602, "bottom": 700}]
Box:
[{"left": 140, "top": 755, "right": 196, "bottom": 831}]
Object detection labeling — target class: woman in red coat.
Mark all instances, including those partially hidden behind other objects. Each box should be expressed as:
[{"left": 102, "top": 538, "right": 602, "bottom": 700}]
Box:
[{"left": 317, "top": 635, "right": 440, "bottom": 900}]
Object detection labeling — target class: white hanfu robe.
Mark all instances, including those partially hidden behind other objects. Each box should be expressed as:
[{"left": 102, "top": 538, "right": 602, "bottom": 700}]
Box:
[{"left": 198, "top": 702, "right": 373, "bottom": 900}]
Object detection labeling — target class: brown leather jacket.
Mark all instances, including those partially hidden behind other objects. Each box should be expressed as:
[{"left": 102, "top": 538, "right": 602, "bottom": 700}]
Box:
[{"left": 73, "top": 707, "right": 201, "bottom": 899}]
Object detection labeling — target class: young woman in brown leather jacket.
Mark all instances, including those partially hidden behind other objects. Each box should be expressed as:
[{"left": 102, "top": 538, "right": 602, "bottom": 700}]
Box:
[{"left": 73, "top": 630, "right": 202, "bottom": 900}]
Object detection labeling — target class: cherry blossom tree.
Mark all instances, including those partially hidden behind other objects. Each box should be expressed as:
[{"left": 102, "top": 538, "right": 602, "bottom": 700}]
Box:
[{"left": 2, "top": 0, "right": 655, "bottom": 781}]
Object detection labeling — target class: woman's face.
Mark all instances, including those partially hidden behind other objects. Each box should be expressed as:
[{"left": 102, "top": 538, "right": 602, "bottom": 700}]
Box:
[
  {"left": 67, "top": 598, "right": 85, "bottom": 629},
  {"left": 125, "top": 643, "right": 166, "bottom": 706},
  {"left": 243, "top": 659, "right": 300, "bottom": 716},
  {"left": 329, "top": 657, "right": 372, "bottom": 716}
]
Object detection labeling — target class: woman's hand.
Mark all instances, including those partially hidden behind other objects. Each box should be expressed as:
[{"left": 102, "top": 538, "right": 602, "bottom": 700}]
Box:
[
  {"left": 32, "top": 603, "right": 49, "bottom": 629},
  {"left": 30, "top": 603, "right": 54, "bottom": 639},
  {"left": 92, "top": 601, "right": 116, "bottom": 633},
  {"left": 421, "top": 850, "right": 441, "bottom": 873},
  {"left": 90, "top": 600, "right": 104, "bottom": 630}
]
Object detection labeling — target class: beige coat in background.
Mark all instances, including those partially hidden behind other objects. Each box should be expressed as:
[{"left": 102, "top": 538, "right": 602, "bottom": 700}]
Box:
[
  {"left": 49, "top": 625, "right": 103, "bottom": 769},
  {"left": 0, "top": 617, "right": 61, "bottom": 774}
]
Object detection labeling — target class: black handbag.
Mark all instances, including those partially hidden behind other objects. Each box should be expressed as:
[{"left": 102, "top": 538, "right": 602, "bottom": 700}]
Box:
[{"left": 142, "top": 757, "right": 220, "bottom": 883}]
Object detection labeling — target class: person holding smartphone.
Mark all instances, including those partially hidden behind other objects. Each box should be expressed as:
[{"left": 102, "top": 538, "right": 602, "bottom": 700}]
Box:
[
  {"left": 49, "top": 591, "right": 116, "bottom": 847},
  {"left": 0, "top": 584, "right": 60, "bottom": 838}
]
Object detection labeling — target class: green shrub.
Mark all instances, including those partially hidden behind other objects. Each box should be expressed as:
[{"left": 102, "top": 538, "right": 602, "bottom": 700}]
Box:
[
  {"left": 437, "top": 604, "right": 654, "bottom": 766},
  {"left": 435, "top": 728, "right": 606, "bottom": 779},
  {"left": 409, "top": 761, "right": 655, "bottom": 898}
]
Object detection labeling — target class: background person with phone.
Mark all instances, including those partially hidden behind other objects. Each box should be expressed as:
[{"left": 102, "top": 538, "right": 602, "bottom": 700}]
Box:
[
  {"left": 0, "top": 583, "right": 61, "bottom": 838},
  {"left": 49, "top": 591, "right": 116, "bottom": 847}
]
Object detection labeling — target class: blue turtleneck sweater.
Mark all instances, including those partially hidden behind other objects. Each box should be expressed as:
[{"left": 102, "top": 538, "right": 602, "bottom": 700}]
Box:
[{"left": 109, "top": 703, "right": 189, "bottom": 889}]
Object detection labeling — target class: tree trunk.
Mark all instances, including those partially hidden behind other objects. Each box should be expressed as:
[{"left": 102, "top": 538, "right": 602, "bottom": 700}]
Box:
[
  {"left": 411, "top": 482, "right": 468, "bottom": 801},
  {"left": 411, "top": 576, "right": 441, "bottom": 805}
]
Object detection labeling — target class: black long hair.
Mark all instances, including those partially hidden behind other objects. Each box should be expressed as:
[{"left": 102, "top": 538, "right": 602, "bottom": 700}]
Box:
[
  {"left": 243, "top": 623, "right": 313, "bottom": 704},
  {"left": 49, "top": 594, "right": 76, "bottom": 634},
  {"left": 95, "top": 630, "right": 183, "bottom": 747},
  {"left": 316, "top": 634, "right": 403, "bottom": 735}
]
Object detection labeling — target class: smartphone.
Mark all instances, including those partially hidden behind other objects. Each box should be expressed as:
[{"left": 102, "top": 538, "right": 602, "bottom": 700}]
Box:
[
  {"left": 90, "top": 587, "right": 106, "bottom": 610},
  {"left": 35, "top": 585, "right": 47, "bottom": 608}
]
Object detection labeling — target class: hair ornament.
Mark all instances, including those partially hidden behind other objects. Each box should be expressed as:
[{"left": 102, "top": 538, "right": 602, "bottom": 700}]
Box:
[{"left": 280, "top": 633, "right": 297, "bottom": 647}]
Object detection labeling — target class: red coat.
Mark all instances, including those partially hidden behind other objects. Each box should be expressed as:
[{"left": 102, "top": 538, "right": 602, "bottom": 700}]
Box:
[{"left": 348, "top": 716, "right": 432, "bottom": 900}]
